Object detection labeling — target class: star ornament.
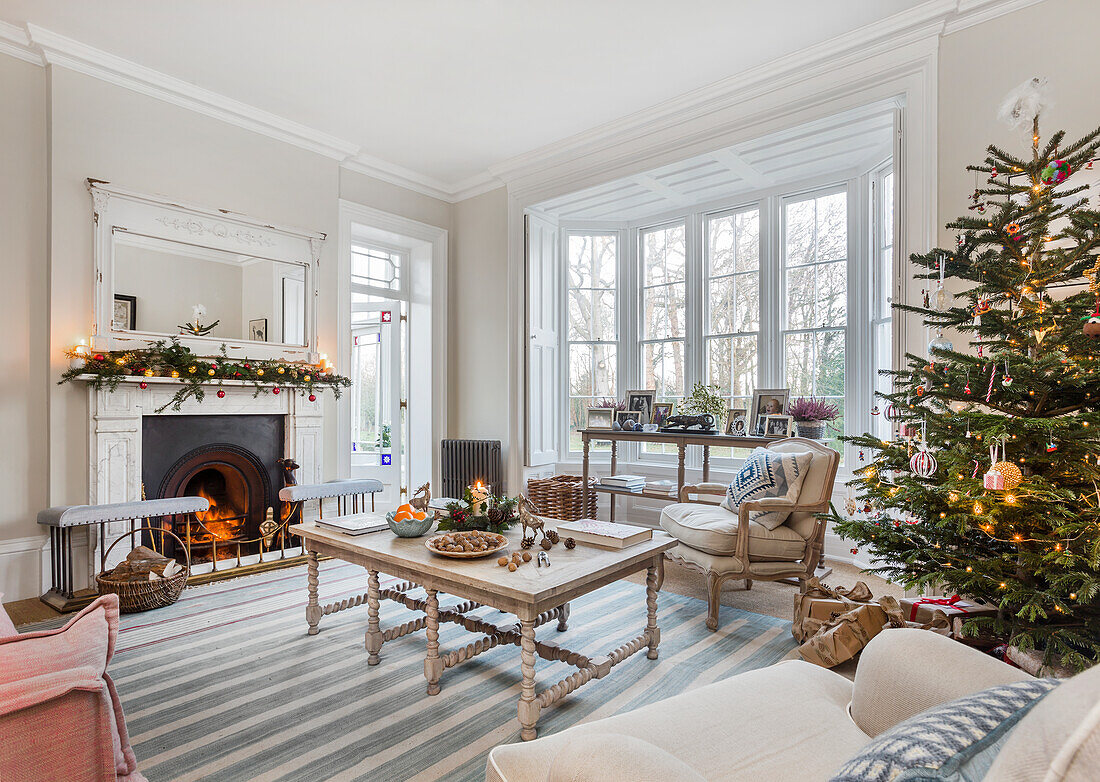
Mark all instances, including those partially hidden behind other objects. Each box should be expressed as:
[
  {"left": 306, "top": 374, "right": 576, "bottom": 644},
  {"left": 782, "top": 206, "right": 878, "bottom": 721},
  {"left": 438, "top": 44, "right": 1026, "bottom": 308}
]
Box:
[{"left": 1033, "top": 324, "right": 1055, "bottom": 345}]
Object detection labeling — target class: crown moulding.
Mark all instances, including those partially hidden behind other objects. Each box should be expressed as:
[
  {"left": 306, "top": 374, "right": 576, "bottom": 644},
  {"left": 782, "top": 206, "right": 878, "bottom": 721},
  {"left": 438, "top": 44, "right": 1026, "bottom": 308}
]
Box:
[{"left": 0, "top": 0, "right": 1045, "bottom": 203}]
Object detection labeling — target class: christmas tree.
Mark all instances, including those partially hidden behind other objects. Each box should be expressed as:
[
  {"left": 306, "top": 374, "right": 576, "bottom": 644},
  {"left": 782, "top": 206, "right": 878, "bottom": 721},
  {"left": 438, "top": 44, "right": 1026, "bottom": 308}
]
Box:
[{"left": 831, "top": 79, "right": 1100, "bottom": 670}]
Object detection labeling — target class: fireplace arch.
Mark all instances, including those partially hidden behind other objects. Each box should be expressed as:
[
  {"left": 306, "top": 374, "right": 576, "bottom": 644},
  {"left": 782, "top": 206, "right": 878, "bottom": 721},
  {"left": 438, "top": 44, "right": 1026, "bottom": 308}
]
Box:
[{"left": 158, "top": 443, "right": 271, "bottom": 564}]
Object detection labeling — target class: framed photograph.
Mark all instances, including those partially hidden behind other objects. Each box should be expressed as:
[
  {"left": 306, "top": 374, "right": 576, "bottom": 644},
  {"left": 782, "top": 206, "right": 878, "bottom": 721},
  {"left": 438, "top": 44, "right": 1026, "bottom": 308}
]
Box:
[
  {"left": 616, "top": 410, "right": 642, "bottom": 430},
  {"left": 626, "top": 390, "right": 657, "bottom": 424},
  {"left": 724, "top": 407, "right": 748, "bottom": 437},
  {"left": 651, "top": 402, "right": 673, "bottom": 427},
  {"left": 586, "top": 407, "right": 614, "bottom": 430},
  {"left": 249, "top": 318, "right": 268, "bottom": 342},
  {"left": 112, "top": 294, "right": 136, "bottom": 331},
  {"left": 764, "top": 414, "right": 794, "bottom": 437},
  {"left": 750, "top": 388, "right": 790, "bottom": 435}
]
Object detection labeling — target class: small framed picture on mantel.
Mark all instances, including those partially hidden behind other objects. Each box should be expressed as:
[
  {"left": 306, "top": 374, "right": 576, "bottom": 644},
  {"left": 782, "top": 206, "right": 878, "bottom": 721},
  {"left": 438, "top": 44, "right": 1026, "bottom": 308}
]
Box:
[{"left": 249, "top": 318, "right": 268, "bottom": 342}]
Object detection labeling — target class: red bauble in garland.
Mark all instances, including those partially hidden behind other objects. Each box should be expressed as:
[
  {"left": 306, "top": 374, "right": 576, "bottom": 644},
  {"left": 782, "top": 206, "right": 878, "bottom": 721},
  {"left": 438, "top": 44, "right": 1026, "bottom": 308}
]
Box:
[
  {"left": 217, "top": 389, "right": 226, "bottom": 398},
  {"left": 139, "top": 381, "right": 147, "bottom": 389},
  {"left": 308, "top": 394, "right": 316, "bottom": 402},
  {"left": 94, "top": 354, "right": 104, "bottom": 361},
  {"left": 272, "top": 386, "right": 281, "bottom": 394}
]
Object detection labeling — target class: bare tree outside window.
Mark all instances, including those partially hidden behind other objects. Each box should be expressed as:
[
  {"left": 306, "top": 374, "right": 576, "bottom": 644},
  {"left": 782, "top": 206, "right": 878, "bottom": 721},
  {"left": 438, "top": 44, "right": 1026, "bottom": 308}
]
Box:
[
  {"left": 783, "top": 190, "right": 847, "bottom": 454},
  {"left": 640, "top": 223, "right": 686, "bottom": 454},
  {"left": 567, "top": 233, "right": 617, "bottom": 451}
]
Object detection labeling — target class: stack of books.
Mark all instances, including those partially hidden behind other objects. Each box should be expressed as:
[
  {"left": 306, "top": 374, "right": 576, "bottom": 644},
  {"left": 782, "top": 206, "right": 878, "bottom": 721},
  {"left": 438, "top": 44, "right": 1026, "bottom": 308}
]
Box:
[
  {"left": 599, "top": 474, "right": 646, "bottom": 492},
  {"left": 315, "top": 513, "right": 389, "bottom": 536},
  {"left": 556, "top": 519, "right": 653, "bottom": 549}
]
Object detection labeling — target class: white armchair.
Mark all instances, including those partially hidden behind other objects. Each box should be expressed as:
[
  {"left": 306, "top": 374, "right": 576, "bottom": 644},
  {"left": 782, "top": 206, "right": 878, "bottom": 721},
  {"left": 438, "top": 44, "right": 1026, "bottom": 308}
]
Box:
[{"left": 659, "top": 437, "right": 840, "bottom": 630}]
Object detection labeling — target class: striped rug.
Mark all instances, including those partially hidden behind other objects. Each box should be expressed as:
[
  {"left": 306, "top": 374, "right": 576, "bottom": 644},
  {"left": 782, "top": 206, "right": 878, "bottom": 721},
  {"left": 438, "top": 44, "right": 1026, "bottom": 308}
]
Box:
[{"left": 58, "top": 560, "right": 798, "bottom": 781}]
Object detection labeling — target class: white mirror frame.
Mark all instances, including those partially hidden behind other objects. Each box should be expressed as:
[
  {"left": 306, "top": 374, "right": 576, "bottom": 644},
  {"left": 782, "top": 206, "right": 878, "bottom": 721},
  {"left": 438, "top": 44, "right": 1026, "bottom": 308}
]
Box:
[{"left": 87, "top": 179, "right": 324, "bottom": 362}]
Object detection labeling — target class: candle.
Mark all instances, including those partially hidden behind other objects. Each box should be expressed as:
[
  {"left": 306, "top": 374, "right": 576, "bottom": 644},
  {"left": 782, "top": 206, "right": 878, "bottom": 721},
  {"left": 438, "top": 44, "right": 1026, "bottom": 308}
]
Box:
[
  {"left": 469, "top": 481, "right": 490, "bottom": 516},
  {"left": 69, "top": 339, "right": 89, "bottom": 370}
]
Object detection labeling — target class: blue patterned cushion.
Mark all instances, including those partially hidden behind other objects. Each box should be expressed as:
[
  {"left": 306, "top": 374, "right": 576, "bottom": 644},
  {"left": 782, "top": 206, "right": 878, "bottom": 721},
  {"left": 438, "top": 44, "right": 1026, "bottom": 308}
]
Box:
[
  {"left": 722, "top": 447, "right": 813, "bottom": 529},
  {"left": 830, "top": 678, "right": 1058, "bottom": 782}
]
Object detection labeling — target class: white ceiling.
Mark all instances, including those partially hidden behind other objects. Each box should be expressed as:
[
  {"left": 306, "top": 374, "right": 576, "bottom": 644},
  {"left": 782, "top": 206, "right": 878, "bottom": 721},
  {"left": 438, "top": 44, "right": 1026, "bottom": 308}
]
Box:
[
  {"left": 536, "top": 104, "right": 895, "bottom": 222},
  {"left": 0, "top": 0, "right": 925, "bottom": 193}
]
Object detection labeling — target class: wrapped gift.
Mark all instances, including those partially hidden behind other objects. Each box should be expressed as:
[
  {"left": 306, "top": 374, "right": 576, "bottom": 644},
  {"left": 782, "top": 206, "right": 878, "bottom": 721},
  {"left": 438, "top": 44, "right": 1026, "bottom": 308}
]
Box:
[
  {"left": 899, "top": 595, "right": 998, "bottom": 625},
  {"left": 792, "top": 577, "right": 876, "bottom": 642},
  {"left": 797, "top": 603, "right": 887, "bottom": 667},
  {"left": 983, "top": 469, "right": 1005, "bottom": 490}
]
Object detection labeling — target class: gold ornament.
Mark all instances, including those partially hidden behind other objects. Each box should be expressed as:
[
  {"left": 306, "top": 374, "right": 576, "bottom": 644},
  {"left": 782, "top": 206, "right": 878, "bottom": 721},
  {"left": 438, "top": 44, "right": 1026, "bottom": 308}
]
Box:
[
  {"left": 207, "top": 368, "right": 216, "bottom": 376},
  {"left": 257, "top": 368, "right": 264, "bottom": 376},
  {"left": 188, "top": 366, "right": 197, "bottom": 374},
  {"left": 143, "top": 369, "right": 154, "bottom": 377},
  {"left": 277, "top": 367, "right": 285, "bottom": 374},
  {"left": 994, "top": 461, "right": 1023, "bottom": 491},
  {"left": 170, "top": 370, "right": 180, "bottom": 378}
]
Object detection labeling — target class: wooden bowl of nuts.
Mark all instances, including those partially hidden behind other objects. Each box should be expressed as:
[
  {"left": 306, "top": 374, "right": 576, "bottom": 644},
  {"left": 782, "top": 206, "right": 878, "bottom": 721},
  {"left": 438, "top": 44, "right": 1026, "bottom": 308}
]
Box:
[{"left": 424, "top": 530, "right": 509, "bottom": 559}]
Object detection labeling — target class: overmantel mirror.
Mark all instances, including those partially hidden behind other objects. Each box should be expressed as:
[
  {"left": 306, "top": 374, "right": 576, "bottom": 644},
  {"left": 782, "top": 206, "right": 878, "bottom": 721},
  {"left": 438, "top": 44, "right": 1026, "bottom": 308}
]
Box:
[{"left": 88, "top": 179, "right": 324, "bottom": 362}]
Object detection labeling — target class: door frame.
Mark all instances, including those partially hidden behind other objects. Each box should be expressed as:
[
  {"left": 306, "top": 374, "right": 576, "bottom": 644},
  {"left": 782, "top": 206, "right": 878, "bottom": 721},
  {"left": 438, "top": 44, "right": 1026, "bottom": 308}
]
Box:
[{"left": 337, "top": 201, "right": 448, "bottom": 501}]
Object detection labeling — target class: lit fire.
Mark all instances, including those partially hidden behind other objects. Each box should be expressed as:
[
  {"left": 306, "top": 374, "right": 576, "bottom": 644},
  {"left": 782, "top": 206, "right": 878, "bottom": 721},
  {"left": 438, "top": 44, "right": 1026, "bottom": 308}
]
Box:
[{"left": 190, "top": 482, "right": 246, "bottom": 546}]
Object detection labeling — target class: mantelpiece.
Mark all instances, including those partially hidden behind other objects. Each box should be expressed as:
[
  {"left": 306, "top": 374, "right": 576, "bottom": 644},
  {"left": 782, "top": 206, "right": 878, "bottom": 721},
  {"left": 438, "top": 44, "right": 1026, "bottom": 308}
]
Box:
[
  {"left": 87, "top": 376, "right": 323, "bottom": 585},
  {"left": 87, "top": 179, "right": 325, "bottom": 362}
]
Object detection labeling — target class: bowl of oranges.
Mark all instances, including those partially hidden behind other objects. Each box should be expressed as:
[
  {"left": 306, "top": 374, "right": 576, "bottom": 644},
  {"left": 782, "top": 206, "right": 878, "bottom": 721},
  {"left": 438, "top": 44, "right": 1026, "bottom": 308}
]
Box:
[{"left": 386, "top": 503, "right": 435, "bottom": 538}]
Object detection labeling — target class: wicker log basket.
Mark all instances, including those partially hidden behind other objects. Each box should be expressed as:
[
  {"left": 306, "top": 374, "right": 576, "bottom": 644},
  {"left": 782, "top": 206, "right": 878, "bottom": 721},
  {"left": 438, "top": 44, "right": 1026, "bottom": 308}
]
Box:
[
  {"left": 96, "top": 526, "right": 190, "bottom": 613},
  {"left": 525, "top": 475, "right": 598, "bottom": 521}
]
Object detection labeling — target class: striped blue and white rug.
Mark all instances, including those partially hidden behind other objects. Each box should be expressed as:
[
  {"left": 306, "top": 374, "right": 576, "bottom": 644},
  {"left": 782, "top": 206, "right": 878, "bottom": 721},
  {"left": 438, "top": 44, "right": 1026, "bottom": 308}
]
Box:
[{"left": 62, "top": 561, "right": 796, "bottom": 781}]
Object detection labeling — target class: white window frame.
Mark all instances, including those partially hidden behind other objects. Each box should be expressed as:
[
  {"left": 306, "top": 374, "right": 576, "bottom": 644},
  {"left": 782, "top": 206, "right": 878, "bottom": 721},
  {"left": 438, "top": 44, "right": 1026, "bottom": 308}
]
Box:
[
  {"left": 563, "top": 230, "right": 622, "bottom": 456},
  {"left": 558, "top": 173, "right": 882, "bottom": 477}
]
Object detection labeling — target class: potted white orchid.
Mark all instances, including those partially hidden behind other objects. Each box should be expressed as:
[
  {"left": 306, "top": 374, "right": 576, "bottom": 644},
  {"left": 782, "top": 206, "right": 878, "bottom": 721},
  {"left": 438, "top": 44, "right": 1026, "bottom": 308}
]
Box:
[{"left": 179, "top": 304, "right": 219, "bottom": 336}]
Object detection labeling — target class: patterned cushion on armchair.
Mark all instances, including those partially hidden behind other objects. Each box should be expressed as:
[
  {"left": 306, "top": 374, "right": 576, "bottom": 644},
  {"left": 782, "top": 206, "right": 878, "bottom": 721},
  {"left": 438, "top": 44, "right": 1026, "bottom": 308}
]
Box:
[{"left": 722, "top": 447, "right": 814, "bottom": 530}]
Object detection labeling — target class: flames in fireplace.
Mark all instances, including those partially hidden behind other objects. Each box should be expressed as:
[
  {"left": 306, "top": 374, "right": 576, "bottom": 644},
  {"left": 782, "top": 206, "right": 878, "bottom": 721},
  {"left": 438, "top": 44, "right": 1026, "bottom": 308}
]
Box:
[{"left": 183, "top": 468, "right": 250, "bottom": 562}]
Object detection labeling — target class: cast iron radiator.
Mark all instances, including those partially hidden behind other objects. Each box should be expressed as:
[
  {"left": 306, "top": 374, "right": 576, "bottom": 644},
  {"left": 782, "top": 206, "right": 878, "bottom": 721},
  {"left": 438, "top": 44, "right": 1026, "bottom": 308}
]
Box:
[{"left": 441, "top": 439, "right": 502, "bottom": 498}]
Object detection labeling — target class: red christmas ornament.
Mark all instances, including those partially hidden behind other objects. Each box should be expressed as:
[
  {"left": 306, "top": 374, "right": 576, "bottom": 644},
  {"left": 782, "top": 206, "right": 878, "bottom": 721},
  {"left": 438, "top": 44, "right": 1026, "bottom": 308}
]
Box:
[
  {"left": 94, "top": 354, "right": 104, "bottom": 361},
  {"left": 234, "top": 371, "right": 241, "bottom": 377},
  {"left": 243, "top": 363, "right": 251, "bottom": 369},
  {"left": 308, "top": 394, "right": 316, "bottom": 402},
  {"left": 139, "top": 381, "right": 147, "bottom": 389},
  {"left": 850, "top": 548, "right": 859, "bottom": 555},
  {"left": 272, "top": 386, "right": 281, "bottom": 394},
  {"left": 217, "top": 389, "right": 226, "bottom": 398}
]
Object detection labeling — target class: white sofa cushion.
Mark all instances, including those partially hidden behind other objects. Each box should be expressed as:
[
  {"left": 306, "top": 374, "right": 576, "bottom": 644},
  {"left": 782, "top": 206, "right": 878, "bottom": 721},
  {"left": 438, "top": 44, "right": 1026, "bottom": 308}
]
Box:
[
  {"left": 722, "top": 447, "right": 814, "bottom": 529},
  {"left": 485, "top": 660, "right": 869, "bottom": 782},
  {"left": 983, "top": 659, "right": 1100, "bottom": 782},
  {"left": 547, "top": 734, "right": 705, "bottom": 782},
  {"left": 660, "top": 503, "right": 807, "bottom": 559}
]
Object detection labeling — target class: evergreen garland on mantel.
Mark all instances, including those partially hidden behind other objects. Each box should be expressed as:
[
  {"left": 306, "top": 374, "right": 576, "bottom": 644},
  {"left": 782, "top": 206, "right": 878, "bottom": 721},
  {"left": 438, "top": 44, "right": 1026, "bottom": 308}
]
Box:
[{"left": 60, "top": 338, "right": 351, "bottom": 413}]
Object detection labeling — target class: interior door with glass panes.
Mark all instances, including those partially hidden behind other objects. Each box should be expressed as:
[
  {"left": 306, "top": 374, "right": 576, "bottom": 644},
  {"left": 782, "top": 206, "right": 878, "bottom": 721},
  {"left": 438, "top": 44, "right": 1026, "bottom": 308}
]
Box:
[{"left": 349, "top": 241, "right": 408, "bottom": 508}]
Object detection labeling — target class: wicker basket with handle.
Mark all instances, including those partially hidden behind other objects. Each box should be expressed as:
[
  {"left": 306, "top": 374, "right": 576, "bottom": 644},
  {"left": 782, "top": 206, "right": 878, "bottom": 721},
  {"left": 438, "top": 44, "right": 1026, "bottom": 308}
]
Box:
[
  {"left": 525, "top": 475, "right": 598, "bottom": 521},
  {"left": 96, "top": 526, "right": 190, "bottom": 613}
]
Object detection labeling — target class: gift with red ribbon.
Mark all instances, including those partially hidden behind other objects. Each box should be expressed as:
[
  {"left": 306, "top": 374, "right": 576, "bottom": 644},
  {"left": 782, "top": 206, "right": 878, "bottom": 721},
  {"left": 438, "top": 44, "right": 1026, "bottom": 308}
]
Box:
[{"left": 900, "top": 594, "right": 996, "bottom": 625}]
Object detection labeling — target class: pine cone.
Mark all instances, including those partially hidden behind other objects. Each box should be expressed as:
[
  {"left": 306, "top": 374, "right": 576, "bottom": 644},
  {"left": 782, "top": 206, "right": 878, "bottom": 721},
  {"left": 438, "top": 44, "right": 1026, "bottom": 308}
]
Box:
[
  {"left": 546, "top": 529, "right": 560, "bottom": 544},
  {"left": 488, "top": 507, "right": 504, "bottom": 523},
  {"left": 521, "top": 535, "right": 535, "bottom": 549},
  {"left": 564, "top": 537, "right": 576, "bottom": 549}
]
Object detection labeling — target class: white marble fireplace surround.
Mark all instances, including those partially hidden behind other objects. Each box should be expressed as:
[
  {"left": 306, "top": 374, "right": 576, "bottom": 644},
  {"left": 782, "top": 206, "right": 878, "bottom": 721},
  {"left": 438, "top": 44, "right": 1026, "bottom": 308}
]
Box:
[{"left": 86, "top": 376, "right": 322, "bottom": 584}]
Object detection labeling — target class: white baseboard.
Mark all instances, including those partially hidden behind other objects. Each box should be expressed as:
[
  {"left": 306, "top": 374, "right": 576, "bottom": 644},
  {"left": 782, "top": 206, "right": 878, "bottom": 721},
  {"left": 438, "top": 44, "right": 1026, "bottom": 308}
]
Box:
[{"left": 0, "top": 535, "right": 50, "bottom": 602}]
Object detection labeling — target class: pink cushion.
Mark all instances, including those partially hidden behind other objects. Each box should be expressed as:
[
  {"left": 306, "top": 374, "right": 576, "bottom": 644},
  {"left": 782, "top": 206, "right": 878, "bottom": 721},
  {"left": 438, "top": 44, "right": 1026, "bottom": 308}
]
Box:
[
  {"left": 0, "top": 594, "right": 17, "bottom": 638},
  {"left": 0, "top": 594, "right": 142, "bottom": 780}
]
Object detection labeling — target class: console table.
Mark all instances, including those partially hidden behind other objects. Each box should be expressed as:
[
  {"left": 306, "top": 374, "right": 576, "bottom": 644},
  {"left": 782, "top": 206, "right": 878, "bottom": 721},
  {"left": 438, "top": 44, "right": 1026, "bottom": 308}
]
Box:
[{"left": 579, "top": 429, "right": 780, "bottom": 520}]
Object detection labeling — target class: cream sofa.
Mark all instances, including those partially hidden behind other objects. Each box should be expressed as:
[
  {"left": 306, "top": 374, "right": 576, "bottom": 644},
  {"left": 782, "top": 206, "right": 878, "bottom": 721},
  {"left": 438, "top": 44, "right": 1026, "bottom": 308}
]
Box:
[{"left": 486, "top": 628, "right": 1100, "bottom": 781}]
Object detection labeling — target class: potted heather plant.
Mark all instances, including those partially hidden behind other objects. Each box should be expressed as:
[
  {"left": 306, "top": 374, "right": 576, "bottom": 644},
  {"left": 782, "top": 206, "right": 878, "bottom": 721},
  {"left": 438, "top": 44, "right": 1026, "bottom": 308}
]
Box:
[{"left": 787, "top": 396, "right": 839, "bottom": 440}]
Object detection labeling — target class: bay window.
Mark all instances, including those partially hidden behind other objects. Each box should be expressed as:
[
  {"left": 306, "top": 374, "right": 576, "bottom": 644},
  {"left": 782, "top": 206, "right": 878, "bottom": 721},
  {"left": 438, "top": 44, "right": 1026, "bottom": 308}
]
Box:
[{"left": 558, "top": 176, "right": 882, "bottom": 470}]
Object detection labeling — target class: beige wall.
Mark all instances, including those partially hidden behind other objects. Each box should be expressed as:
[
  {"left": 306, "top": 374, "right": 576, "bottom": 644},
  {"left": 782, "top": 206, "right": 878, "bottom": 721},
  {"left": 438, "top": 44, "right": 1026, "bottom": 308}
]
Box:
[
  {"left": 938, "top": 0, "right": 1100, "bottom": 246},
  {"left": 449, "top": 188, "right": 510, "bottom": 456},
  {"left": 0, "top": 55, "right": 48, "bottom": 587},
  {"left": 1, "top": 61, "right": 453, "bottom": 602}
]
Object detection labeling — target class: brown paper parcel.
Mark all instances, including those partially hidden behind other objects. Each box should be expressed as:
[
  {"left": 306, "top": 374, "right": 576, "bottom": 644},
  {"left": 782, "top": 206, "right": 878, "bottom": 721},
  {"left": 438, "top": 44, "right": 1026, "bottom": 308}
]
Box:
[
  {"left": 898, "top": 596, "right": 998, "bottom": 625},
  {"left": 797, "top": 596, "right": 950, "bottom": 668},
  {"left": 792, "top": 577, "right": 876, "bottom": 642}
]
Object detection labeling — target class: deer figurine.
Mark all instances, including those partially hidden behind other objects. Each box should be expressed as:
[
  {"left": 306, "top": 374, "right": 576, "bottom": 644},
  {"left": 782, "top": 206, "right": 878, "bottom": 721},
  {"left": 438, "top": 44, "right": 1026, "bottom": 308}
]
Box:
[
  {"left": 409, "top": 482, "right": 431, "bottom": 513},
  {"left": 518, "top": 495, "right": 548, "bottom": 542}
]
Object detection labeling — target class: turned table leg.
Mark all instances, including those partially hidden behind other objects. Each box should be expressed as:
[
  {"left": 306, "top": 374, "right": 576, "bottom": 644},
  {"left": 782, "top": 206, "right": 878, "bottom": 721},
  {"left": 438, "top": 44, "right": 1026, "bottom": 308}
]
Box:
[
  {"left": 646, "top": 562, "right": 661, "bottom": 659},
  {"left": 556, "top": 602, "right": 570, "bottom": 632},
  {"left": 306, "top": 549, "right": 321, "bottom": 636},
  {"left": 365, "top": 569, "right": 383, "bottom": 665},
  {"left": 424, "top": 588, "right": 443, "bottom": 695},
  {"left": 518, "top": 618, "right": 541, "bottom": 741}
]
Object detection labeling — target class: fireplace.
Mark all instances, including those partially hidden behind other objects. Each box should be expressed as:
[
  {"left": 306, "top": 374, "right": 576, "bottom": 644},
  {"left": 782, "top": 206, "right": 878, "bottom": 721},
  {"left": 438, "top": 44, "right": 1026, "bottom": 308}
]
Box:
[{"left": 142, "top": 415, "right": 286, "bottom": 569}]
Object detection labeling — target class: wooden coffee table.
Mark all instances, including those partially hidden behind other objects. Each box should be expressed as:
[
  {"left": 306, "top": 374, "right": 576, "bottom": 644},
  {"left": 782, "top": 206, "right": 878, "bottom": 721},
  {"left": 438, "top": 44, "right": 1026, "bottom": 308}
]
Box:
[{"left": 290, "top": 522, "right": 676, "bottom": 740}]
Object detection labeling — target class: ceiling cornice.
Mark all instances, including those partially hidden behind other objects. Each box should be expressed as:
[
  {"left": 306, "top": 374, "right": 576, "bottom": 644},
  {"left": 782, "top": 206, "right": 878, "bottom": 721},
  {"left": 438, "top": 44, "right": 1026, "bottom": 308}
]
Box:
[{"left": 0, "top": 0, "right": 1043, "bottom": 203}]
